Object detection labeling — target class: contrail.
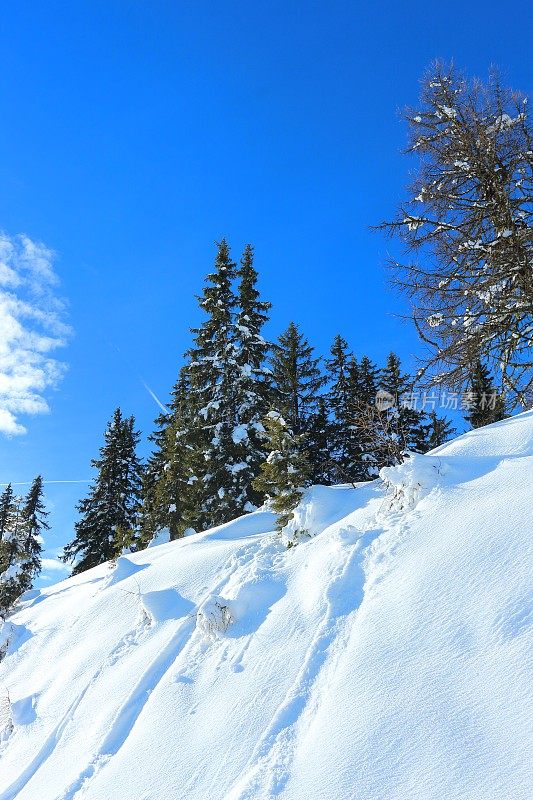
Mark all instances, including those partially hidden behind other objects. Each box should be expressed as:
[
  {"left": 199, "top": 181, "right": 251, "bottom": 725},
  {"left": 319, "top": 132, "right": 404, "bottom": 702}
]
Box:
[
  {"left": 105, "top": 340, "right": 170, "bottom": 415},
  {"left": 0, "top": 479, "right": 92, "bottom": 486},
  {"left": 141, "top": 380, "right": 169, "bottom": 414}
]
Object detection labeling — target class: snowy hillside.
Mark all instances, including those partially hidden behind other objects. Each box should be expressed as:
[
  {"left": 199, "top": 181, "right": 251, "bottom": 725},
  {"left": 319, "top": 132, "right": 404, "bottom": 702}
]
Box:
[{"left": 1, "top": 413, "right": 532, "bottom": 800}]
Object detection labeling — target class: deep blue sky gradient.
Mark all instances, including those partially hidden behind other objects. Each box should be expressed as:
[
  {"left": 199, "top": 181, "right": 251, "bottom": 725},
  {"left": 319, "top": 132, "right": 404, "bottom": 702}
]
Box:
[{"left": 0, "top": 1, "right": 531, "bottom": 581}]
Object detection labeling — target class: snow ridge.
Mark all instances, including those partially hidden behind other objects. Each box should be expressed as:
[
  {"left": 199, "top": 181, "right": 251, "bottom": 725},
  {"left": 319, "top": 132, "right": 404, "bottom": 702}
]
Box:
[{"left": 0, "top": 412, "right": 532, "bottom": 800}]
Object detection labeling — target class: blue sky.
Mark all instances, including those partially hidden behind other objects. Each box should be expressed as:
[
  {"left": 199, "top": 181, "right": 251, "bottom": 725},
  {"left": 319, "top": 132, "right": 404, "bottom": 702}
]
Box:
[{"left": 0, "top": 0, "right": 531, "bottom": 583}]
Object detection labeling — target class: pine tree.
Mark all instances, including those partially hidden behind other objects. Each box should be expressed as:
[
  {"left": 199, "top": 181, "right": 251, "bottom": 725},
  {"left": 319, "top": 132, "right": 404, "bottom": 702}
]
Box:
[
  {"left": 271, "top": 322, "right": 325, "bottom": 435},
  {"left": 17, "top": 476, "right": 47, "bottom": 593},
  {"left": 62, "top": 409, "right": 143, "bottom": 574},
  {"left": 464, "top": 361, "right": 506, "bottom": 429},
  {"left": 252, "top": 413, "right": 311, "bottom": 540},
  {"left": 232, "top": 244, "right": 272, "bottom": 509}
]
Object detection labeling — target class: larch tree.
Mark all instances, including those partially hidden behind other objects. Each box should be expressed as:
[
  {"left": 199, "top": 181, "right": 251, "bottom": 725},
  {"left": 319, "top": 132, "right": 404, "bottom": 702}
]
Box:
[{"left": 379, "top": 63, "right": 533, "bottom": 405}]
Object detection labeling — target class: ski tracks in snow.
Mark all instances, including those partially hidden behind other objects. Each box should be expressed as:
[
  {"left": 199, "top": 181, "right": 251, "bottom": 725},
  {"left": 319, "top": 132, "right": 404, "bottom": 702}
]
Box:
[
  {"left": 6, "top": 535, "right": 277, "bottom": 800},
  {"left": 224, "top": 526, "right": 377, "bottom": 800},
  {"left": 1, "top": 503, "right": 412, "bottom": 800}
]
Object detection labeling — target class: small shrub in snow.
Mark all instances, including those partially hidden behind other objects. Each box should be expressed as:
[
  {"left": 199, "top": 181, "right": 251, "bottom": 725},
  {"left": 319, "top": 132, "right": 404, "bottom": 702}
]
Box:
[
  {"left": 380, "top": 453, "right": 445, "bottom": 512},
  {"left": 0, "top": 624, "right": 11, "bottom": 663},
  {"left": 196, "top": 596, "right": 233, "bottom": 640},
  {"left": 117, "top": 579, "right": 154, "bottom": 627},
  {"left": 0, "top": 690, "right": 13, "bottom": 743},
  {"left": 253, "top": 412, "right": 311, "bottom": 541}
]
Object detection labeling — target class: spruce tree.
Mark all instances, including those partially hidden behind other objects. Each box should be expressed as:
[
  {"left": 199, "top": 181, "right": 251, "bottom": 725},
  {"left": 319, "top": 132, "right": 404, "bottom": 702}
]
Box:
[
  {"left": 252, "top": 413, "right": 311, "bottom": 540},
  {"left": 0, "top": 475, "right": 47, "bottom": 613},
  {"left": 139, "top": 406, "right": 170, "bottom": 544},
  {"left": 62, "top": 408, "right": 143, "bottom": 574},
  {"left": 327, "top": 335, "right": 351, "bottom": 421},
  {"left": 17, "top": 476, "right": 47, "bottom": 593},
  {"left": 271, "top": 322, "right": 325, "bottom": 435},
  {"left": 464, "top": 360, "right": 506, "bottom": 429},
  {"left": 342, "top": 357, "right": 364, "bottom": 480},
  {"left": 139, "top": 369, "right": 198, "bottom": 543},
  {"left": 358, "top": 356, "right": 380, "bottom": 405},
  {"left": 326, "top": 335, "right": 353, "bottom": 477},
  {"left": 153, "top": 369, "right": 202, "bottom": 539},
  {"left": 425, "top": 411, "right": 456, "bottom": 449},
  {"left": 141, "top": 241, "right": 273, "bottom": 536},
  {"left": 353, "top": 355, "right": 382, "bottom": 479},
  {"left": 232, "top": 244, "right": 272, "bottom": 510},
  {"left": 186, "top": 240, "right": 244, "bottom": 529},
  {"left": 0, "top": 485, "right": 15, "bottom": 545},
  {"left": 307, "top": 397, "right": 335, "bottom": 484},
  {"left": 0, "top": 486, "right": 24, "bottom": 617},
  {"left": 380, "top": 352, "right": 428, "bottom": 455}
]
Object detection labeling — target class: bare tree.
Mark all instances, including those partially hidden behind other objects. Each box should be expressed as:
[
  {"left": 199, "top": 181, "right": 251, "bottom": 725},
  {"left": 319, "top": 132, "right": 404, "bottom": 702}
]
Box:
[{"left": 379, "top": 63, "right": 533, "bottom": 406}]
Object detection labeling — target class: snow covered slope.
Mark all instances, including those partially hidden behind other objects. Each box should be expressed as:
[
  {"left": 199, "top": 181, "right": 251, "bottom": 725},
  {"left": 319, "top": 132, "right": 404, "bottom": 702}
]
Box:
[{"left": 1, "top": 413, "right": 532, "bottom": 800}]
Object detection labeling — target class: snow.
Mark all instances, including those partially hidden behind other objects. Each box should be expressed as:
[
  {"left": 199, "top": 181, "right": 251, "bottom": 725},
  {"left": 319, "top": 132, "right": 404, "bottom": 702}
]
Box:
[
  {"left": 146, "top": 528, "right": 171, "bottom": 548},
  {"left": 231, "top": 425, "right": 249, "bottom": 445},
  {"left": 427, "top": 312, "right": 444, "bottom": 327},
  {"left": 440, "top": 105, "right": 457, "bottom": 118},
  {"left": 379, "top": 452, "right": 446, "bottom": 511},
  {"left": 195, "top": 595, "right": 234, "bottom": 641},
  {"left": 0, "top": 413, "right": 532, "bottom": 799}
]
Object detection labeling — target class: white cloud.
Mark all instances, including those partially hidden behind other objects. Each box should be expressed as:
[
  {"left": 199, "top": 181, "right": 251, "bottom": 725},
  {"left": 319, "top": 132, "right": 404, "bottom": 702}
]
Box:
[
  {"left": 0, "top": 232, "right": 70, "bottom": 436},
  {"left": 41, "top": 558, "right": 70, "bottom": 573}
]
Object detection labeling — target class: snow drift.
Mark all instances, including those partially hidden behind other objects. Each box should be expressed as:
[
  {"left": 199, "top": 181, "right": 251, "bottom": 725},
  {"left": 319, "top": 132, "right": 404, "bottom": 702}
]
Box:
[{"left": 1, "top": 413, "right": 532, "bottom": 799}]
